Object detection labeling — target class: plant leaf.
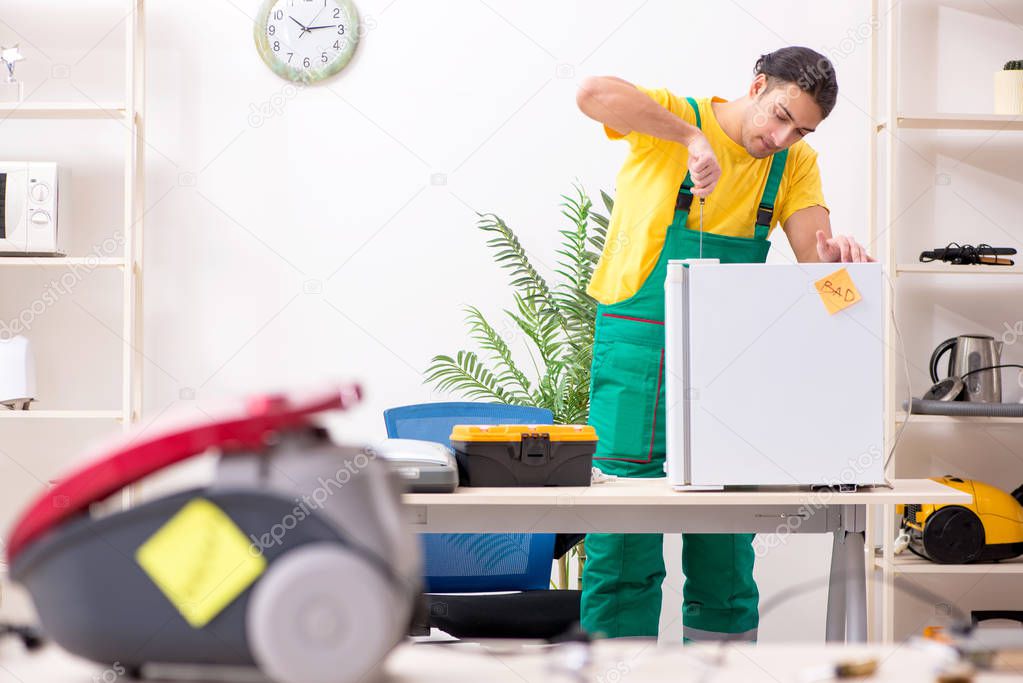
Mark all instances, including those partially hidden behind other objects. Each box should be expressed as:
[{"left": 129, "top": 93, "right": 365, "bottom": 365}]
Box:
[{"left": 424, "top": 184, "right": 614, "bottom": 424}]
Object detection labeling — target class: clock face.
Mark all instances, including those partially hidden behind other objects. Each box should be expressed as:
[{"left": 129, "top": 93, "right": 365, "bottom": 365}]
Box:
[{"left": 254, "top": 0, "right": 359, "bottom": 84}]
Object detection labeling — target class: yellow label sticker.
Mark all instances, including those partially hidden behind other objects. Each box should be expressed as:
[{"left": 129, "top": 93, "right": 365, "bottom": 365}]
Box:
[
  {"left": 135, "top": 498, "right": 266, "bottom": 628},
  {"left": 815, "top": 267, "right": 862, "bottom": 315}
]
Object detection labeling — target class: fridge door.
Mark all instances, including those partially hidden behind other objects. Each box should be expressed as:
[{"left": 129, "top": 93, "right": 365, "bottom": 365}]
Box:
[{"left": 670, "top": 262, "right": 885, "bottom": 488}]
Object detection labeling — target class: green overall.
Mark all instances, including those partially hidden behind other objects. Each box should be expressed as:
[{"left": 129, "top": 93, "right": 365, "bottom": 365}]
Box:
[{"left": 581, "top": 97, "right": 788, "bottom": 642}]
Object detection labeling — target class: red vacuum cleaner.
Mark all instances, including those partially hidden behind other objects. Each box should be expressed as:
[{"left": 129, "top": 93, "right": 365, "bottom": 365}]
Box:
[{"left": 6, "top": 385, "right": 421, "bottom": 683}]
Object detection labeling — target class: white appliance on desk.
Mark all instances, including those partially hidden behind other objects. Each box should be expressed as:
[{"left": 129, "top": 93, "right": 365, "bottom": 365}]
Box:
[
  {"left": 0, "top": 162, "right": 69, "bottom": 255},
  {"left": 664, "top": 261, "right": 886, "bottom": 490}
]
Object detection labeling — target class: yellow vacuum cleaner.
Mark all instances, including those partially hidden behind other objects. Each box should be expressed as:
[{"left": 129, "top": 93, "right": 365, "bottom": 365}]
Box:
[{"left": 899, "top": 476, "right": 1023, "bottom": 564}]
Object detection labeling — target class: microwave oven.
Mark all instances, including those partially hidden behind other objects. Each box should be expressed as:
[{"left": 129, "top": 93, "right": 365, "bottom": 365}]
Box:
[{"left": 0, "top": 162, "right": 69, "bottom": 256}]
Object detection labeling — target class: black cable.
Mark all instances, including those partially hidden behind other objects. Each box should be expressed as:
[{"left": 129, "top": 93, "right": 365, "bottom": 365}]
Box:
[
  {"left": 919, "top": 242, "right": 1016, "bottom": 265},
  {"left": 958, "top": 364, "right": 1023, "bottom": 380}
]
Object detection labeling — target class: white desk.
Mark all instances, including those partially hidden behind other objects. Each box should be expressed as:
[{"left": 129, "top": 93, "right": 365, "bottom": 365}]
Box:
[
  {"left": 404, "top": 478, "right": 970, "bottom": 643},
  {"left": 386, "top": 640, "right": 1001, "bottom": 683},
  {"left": 4, "top": 639, "right": 1006, "bottom": 683}
]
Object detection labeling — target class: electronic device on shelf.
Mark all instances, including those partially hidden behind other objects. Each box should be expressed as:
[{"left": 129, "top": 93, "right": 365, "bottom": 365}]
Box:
[
  {"left": 0, "top": 162, "right": 69, "bottom": 256},
  {"left": 919, "top": 243, "right": 1016, "bottom": 266}
]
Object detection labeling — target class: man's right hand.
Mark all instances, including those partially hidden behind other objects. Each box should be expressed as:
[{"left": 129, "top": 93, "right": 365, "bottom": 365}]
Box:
[
  {"left": 575, "top": 77, "right": 722, "bottom": 196},
  {"left": 686, "top": 132, "right": 720, "bottom": 198}
]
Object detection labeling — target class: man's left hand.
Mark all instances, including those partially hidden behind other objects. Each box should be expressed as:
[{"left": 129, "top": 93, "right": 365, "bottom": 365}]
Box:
[{"left": 815, "top": 230, "right": 875, "bottom": 263}]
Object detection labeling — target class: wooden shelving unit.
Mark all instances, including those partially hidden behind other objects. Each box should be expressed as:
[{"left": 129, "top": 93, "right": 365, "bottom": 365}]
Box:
[
  {"left": 897, "top": 112, "right": 1023, "bottom": 131},
  {"left": 0, "top": 410, "right": 123, "bottom": 420},
  {"left": 0, "top": 102, "right": 127, "bottom": 120},
  {"left": 876, "top": 554, "right": 1023, "bottom": 575},
  {"left": 0, "top": 3, "right": 145, "bottom": 427},
  {"left": 0, "top": 257, "right": 124, "bottom": 267},
  {"left": 895, "top": 412, "right": 1023, "bottom": 425},
  {"left": 895, "top": 263, "right": 1022, "bottom": 275},
  {"left": 870, "top": 0, "right": 1023, "bottom": 644}
]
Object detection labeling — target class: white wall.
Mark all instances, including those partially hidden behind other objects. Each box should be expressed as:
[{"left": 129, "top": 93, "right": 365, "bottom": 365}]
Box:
[{"left": 0, "top": 0, "right": 885, "bottom": 641}]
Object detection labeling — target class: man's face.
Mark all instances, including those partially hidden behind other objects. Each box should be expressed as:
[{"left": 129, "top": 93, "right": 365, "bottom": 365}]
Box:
[{"left": 741, "top": 75, "right": 824, "bottom": 158}]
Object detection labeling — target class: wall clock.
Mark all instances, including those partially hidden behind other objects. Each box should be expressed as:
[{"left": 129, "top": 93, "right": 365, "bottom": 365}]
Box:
[{"left": 254, "top": 0, "right": 360, "bottom": 84}]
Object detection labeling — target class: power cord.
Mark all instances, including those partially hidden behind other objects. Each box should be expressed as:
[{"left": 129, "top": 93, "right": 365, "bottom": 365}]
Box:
[
  {"left": 959, "top": 364, "right": 1023, "bottom": 381},
  {"left": 919, "top": 242, "right": 1016, "bottom": 266},
  {"left": 883, "top": 268, "right": 913, "bottom": 474}
]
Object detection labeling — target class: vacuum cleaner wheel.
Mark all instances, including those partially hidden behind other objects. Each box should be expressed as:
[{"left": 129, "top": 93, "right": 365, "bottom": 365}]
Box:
[
  {"left": 922, "top": 505, "right": 985, "bottom": 564},
  {"left": 246, "top": 543, "right": 401, "bottom": 683}
]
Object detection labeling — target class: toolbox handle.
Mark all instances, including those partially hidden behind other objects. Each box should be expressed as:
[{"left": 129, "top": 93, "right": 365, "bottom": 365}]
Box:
[
  {"left": 6, "top": 385, "right": 362, "bottom": 562},
  {"left": 518, "top": 432, "right": 551, "bottom": 466}
]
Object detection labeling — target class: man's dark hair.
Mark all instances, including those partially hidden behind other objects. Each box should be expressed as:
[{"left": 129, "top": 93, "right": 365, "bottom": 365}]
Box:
[{"left": 754, "top": 46, "right": 838, "bottom": 119}]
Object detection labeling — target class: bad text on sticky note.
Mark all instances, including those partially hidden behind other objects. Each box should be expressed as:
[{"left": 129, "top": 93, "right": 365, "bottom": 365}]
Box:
[{"left": 815, "top": 267, "right": 862, "bottom": 315}]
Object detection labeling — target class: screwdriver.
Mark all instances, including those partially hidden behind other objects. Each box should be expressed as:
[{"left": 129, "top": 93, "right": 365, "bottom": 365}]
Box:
[{"left": 698, "top": 197, "right": 705, "bottom": 259}]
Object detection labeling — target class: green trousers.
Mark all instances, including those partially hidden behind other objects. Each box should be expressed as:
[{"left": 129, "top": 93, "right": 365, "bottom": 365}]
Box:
[
  {"left": 580, "top": 321, "right": 760, "bottom": 642},
  {"left": 581, "top": 526, "right": 759, "bottom": 641}
]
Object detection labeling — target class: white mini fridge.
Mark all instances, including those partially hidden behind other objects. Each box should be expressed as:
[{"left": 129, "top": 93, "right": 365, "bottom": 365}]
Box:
[{"left": 664, "top": 261, "right": 887, "bottom": 490}]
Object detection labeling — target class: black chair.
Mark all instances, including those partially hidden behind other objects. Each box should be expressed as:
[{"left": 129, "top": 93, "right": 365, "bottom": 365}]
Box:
[{"left": 383, "top": 402, "right": 581, "bottom": 638}]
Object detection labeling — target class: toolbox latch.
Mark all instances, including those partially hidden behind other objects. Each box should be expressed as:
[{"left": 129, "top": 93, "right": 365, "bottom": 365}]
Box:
[{"left": 518, "top": 433, "right": 551, "bottom": 466}]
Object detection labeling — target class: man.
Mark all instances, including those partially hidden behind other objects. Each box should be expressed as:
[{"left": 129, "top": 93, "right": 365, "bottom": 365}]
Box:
[{"left": 575, "top": 46, "right": 873, "bottom": 642}]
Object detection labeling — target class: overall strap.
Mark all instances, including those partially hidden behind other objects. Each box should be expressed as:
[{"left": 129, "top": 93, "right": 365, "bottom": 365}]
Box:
[
  {"left": 753, "top": 149, "right": 789, "bottom": 240},
  {"left": 672, "top": 97, "right": 703, "bottom": 219}
]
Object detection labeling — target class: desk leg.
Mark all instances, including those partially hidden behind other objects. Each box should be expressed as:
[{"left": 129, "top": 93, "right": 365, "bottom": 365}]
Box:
[
  {"left": 825, "top": 529, "right": 847, "bottom": 642},
  {"left": 826, "top": 505, "right": 868, "bottom": 643},
  {"left": 844, "top": 529, "right": 867, "bottom": 642}
]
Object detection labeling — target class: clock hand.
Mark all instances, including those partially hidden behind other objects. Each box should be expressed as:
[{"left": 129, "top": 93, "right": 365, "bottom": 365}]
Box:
[
  {"left": 306, "top": 24, "right": 338, "bottom": 30},
  {"left": 289, "top": 15, "right": 310, "bottom": 36}
]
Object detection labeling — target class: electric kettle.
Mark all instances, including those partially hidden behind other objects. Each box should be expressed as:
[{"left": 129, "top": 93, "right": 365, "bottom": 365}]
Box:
[{"left": 929, "top": 335, "right": 1004, "bottom": 403}]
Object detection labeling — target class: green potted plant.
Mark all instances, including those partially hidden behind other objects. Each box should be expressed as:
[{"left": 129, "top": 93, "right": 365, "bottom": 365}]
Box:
[
  {"left": 425, "top": 183, "right": 612, "bottom": 425},
  {"left": 425, "top": 183, "right": 612, "bottom": 589},
  {"left": 995, "top": 60, "right": 1023, "bottom": 115}
]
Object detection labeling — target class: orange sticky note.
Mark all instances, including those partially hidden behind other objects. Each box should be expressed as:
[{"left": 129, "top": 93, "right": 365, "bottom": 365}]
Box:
[{"left": 815, "top": 267, "right": 862, "bottom": 315}]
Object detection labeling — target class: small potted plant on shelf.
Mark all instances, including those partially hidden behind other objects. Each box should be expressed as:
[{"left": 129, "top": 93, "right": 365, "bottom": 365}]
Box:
[{"left": 995, "top": 60, "right": 1023, "bottom": 115}]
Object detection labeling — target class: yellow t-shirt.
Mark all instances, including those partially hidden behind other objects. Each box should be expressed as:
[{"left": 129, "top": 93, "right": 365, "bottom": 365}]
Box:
[{"left": 586, "top": 89, "right": 828, "bottom": 305}]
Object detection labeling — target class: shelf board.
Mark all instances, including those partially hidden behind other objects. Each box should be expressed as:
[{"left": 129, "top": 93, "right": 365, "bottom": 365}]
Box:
[
  {"left": 0, "top": 102, "right": 127, "bottom": 120},
  {"left": 0, "top": 257, "right": 124, "bottom": 267},
  {"left": 877, "top": 553, "right": 1023, "bottom": 574},
  {"left": 0, "top": 409, "right": 122, "bottom": 420},
  {"left": 896, "top": 411, "right": 1023, "bottom": 425},
  {"left": 896, "top": 262, "right": 1022, "bottom": 275},
  {"left": 898, "top": 112, "right": 1023, "bottom": 131}
]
